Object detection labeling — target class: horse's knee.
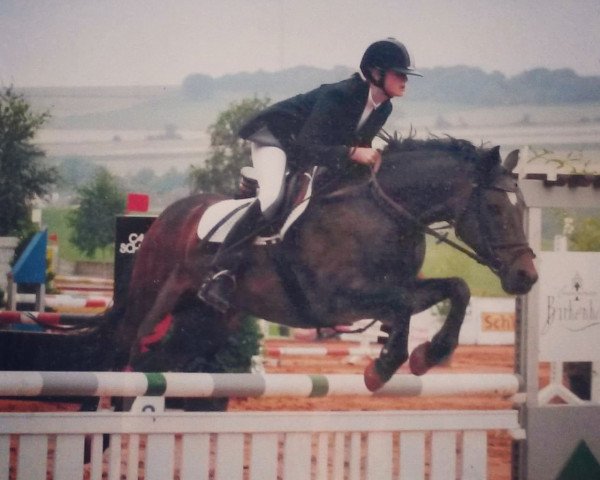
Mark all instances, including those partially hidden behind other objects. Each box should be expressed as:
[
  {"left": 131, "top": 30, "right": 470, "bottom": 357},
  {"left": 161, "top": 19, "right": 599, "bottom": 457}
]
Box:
[
  {"left": 429, "top": 279, "right": 470, "bottom": 360},
  {"left": 447, "top": 277, "right": 470, "bottom": 305}
]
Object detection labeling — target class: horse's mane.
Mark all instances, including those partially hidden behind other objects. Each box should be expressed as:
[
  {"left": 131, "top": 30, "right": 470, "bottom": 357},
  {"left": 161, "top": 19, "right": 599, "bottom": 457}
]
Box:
[{"left": 379, "top": 132, "right": 486, "bottom": 164}]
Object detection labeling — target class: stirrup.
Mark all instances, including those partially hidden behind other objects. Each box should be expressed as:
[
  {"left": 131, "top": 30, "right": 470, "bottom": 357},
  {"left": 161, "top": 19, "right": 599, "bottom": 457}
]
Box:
[{"left": 198, "top": 270, "right": 237, "bottom": 313}]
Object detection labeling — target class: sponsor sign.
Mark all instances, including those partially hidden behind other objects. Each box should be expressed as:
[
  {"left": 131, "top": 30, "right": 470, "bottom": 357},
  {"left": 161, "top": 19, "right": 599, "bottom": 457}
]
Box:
[
  {"left": 113, "top": 215, "right": 157, "bottom": 304},
  {"left": 472, "top": 297, "right": 516, "bottom": 345},
  {"left": 443, "top": 297, "right": 516, "bottom": 345},
  {"left": 481, "top": 312, "right": 515, "bottom": 332},
  {"left": 539, "top": 252, "right": 600, "bottom": 361}
]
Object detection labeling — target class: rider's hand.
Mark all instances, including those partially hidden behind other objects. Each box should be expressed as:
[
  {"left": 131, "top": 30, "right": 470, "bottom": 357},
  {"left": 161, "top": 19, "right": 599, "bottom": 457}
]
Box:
[{"left": 349, "top": 147, "right": 382, "bottom": 173}]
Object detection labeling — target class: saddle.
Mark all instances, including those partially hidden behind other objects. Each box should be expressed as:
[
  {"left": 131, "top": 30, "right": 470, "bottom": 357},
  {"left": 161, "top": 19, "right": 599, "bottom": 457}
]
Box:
[
  {"left": 197, "top": 167, "right": 316, "bottom": 244},
  {"left": 196, "top": 166, "right": 332, "bottom": 328}
]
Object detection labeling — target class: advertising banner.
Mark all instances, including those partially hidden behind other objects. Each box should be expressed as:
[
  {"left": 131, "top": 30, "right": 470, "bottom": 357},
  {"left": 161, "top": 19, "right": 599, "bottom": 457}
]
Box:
[{"left": 538, "top": 252, "right": 600, "bottom": 361}]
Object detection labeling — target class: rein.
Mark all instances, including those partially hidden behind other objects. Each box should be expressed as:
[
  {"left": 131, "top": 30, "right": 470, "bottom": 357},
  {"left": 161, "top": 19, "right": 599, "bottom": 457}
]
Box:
[{"left": 368, "top": 171, "right": 498, "bottom": 271}]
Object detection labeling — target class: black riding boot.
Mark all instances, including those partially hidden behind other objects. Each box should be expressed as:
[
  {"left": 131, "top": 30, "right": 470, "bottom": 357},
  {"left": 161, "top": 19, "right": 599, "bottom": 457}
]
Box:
[{"left": 198, "top": 201, "right": 264, "bottom": 313}]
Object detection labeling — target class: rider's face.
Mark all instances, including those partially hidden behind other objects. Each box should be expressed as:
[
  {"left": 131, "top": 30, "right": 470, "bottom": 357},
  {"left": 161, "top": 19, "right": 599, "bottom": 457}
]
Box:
[{"left": 383, "top": 71, "right": 408, "bottom": 98}]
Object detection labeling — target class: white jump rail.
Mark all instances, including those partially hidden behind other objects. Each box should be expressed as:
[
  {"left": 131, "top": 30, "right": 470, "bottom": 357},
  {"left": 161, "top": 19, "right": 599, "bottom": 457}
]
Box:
[
  {"left": 0, "top": 409, "right": 522, "bottom": 480},
  {"left": 0, "top": 371, "right": 521, "bottom": 398}
]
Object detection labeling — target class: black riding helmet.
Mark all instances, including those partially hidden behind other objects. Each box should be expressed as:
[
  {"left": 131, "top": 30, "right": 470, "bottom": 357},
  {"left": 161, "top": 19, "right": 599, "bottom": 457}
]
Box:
[{"left": 360, "top": 38, "right": 423, "bottom": 83}]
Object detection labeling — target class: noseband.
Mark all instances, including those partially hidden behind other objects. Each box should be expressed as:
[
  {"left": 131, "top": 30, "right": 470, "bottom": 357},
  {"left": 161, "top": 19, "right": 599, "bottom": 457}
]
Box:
[{"left": 458, "top": 185, "right": 535, "bottom": 273}]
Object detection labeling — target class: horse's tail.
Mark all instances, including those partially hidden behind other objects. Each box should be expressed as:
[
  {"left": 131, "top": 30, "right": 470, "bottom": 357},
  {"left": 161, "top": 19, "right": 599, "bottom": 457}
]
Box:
[
  {"left": 0, "top": 302, "right": 127, "bottom": 372},
  {"left": 92, "top": 275, "right": 134, "bottom": 370},
  {"left": 44, "top": 288, "right": 130, "bottom": 370}
]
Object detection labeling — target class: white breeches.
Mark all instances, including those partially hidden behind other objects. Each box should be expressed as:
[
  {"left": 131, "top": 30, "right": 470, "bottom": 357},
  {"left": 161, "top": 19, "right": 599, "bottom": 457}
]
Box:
[{"left": 251, "top": 142, "right": 287, "bottom": 218}]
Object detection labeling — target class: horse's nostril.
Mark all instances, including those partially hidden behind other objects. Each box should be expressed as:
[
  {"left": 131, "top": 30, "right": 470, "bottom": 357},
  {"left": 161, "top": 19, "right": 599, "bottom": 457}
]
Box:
[
  {"left": 530, "top": 272, "right": 539, "bottom": 285},
  {"left": 517, "top": 268, "right": 538, "bottom": 286}
]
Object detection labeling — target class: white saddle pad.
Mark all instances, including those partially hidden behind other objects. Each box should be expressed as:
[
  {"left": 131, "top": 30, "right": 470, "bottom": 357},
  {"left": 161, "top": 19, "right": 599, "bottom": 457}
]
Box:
[{"left": 197, "top": 170, "right": 315, "bottom": 244}]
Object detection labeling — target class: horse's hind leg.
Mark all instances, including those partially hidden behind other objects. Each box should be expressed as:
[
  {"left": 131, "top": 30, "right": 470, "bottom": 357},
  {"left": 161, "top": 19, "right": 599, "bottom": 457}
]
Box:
[
  {"left": 128, "top": 266, "right": 195, "bottom": 365},
  {"left": 407, "top": 277, "right": 470, "bottom": 376}
]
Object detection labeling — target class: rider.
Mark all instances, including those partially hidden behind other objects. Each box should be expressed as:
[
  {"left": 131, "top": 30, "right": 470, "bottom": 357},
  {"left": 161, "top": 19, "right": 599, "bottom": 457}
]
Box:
[{"left": 198, "top": 38, "right": 422, "bottom": 313}]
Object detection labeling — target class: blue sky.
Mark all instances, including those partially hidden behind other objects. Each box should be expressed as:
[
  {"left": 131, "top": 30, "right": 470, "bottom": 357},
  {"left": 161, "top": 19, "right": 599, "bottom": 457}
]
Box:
[{"left": 1, "top": 0, "right": 599, "bottom": 87}]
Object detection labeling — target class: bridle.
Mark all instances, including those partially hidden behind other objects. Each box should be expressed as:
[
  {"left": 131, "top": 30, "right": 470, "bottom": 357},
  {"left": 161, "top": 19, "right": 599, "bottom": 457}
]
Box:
[
  {"left": 369, "top": 170, "right": 534, "bottom": 274},
  {"left": 459, "top": 181, "right": 536, "bottom": 272}
]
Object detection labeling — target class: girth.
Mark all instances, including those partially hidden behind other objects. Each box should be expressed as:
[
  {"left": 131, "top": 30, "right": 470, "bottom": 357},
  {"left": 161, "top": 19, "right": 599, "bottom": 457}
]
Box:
[{"left": 264, "top": 241, "right": 322, "bottom": 329}]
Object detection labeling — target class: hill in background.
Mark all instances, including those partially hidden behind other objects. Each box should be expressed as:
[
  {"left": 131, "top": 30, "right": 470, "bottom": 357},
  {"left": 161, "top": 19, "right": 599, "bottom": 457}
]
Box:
[{"left": 20, "top": 65, "right": 600, "bottom": 131}]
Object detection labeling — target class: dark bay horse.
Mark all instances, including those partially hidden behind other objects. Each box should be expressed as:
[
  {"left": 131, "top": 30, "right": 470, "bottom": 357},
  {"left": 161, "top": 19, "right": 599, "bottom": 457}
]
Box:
[{"left": 110, "top": 136, "right": 538, "bottom": 391}]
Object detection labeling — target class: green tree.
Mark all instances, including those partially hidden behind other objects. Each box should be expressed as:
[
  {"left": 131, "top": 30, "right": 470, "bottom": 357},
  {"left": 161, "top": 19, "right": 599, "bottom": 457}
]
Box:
[
  {"left": 189, "top": 97, "right": 270, "bottom": 196},
  {"left": 68, "top": 168, "right": 126, "bottom": 257},
  {"left": 0, "top": 87, "right": 57, "bottom": 236},
  {"left": 570, "top": 216, "right": 600, "bottom": 252}
]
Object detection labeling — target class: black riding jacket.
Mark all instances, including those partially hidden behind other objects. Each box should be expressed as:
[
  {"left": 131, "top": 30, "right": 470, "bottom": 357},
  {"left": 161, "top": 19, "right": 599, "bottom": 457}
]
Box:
[{"left": 238, "top": 73, "right": 392, "bottom": 171}]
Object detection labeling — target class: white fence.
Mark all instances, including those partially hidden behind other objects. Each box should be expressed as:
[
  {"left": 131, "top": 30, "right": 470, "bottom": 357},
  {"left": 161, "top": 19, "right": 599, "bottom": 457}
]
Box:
[
  {"left": 0, "top": 409, "right": 521, "bottom": 480},
  {"left": 0, "top": 371, "right": 522, "bottom": 479}
]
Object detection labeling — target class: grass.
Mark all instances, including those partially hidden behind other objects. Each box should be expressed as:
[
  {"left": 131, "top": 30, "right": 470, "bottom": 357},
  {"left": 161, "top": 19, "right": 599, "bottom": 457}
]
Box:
[{"left": 422, "top": 236, "right": 505, "bottom": 297}]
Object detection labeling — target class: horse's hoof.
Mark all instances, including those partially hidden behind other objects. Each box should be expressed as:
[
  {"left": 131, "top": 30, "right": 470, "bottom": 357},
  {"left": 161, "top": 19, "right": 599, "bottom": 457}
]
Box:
[
  {"left": 364, "top": 360, "right": 385, "bottom": 392},
  {"left": 409, "top": 341, "right": 433, "bottom": 376}
]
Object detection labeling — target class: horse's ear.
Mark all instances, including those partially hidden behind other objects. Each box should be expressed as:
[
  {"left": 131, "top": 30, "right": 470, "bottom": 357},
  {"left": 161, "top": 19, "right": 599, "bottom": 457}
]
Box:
[{"left": 503, "top": 149, "right": 520, "bottom": 172}]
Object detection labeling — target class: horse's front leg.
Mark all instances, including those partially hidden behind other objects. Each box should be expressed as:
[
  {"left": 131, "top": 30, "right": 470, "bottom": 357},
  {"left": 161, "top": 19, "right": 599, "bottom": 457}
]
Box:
[
  {"left": 340, "top": 288, "right": 413, "bottom": 391},
  {"left": 364, "top": 309, "right": 411, "bottom": 391},
  {"left": 362, "top": 276, "right": 470, "bottom": 391},
  {"left": 407, "top": 276, "right": 470, "bottom": 376}
]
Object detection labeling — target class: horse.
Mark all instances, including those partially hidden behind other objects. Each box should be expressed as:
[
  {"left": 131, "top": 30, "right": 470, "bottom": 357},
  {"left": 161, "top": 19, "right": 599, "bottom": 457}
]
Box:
[{"left": 108, "top": 135, "right": 538, "bottom": 391}]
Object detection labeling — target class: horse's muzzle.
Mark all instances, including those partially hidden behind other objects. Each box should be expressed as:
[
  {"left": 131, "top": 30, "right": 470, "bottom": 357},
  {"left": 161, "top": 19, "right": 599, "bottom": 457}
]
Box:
[{"left": 501, "top": 255, "right": 538, "bottom": 295}]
